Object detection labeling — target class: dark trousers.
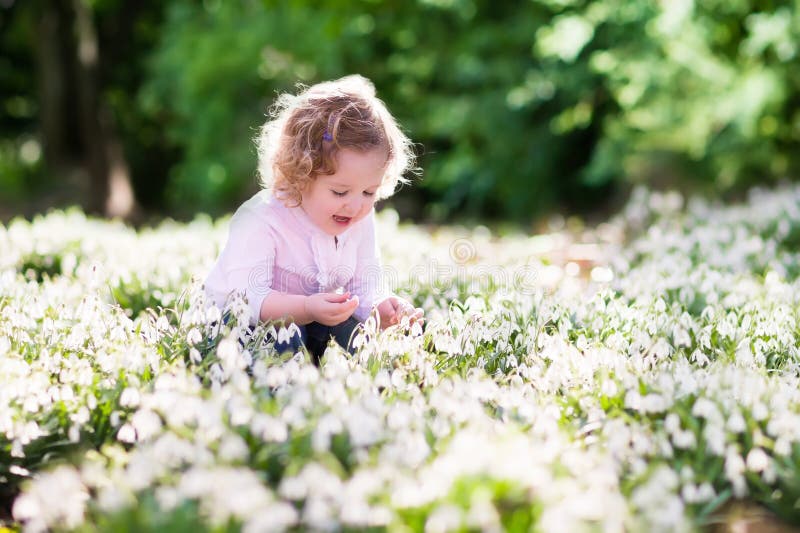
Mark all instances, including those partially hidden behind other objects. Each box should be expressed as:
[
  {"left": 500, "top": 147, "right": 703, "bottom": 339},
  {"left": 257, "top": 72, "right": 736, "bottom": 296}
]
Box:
[{"left": 274, "top": 317, "right": 360, "bottom": 364}]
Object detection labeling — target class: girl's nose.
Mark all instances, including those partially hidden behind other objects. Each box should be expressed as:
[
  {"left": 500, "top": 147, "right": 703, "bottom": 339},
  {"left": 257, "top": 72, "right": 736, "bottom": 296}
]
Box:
[{"left": 347, "top": 196, "right": 367, "bottom": 213}]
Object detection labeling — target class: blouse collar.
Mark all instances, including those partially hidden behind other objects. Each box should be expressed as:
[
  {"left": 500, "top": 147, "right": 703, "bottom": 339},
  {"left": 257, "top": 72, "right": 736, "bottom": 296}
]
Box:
[{"left": 270, "top": 191, "right": 358, "bottom": 247}]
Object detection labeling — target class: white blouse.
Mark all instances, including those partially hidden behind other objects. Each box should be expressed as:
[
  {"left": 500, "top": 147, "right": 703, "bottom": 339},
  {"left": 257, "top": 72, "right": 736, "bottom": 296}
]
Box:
[{"left": 204, "top": 190, "right": 384, "bottom": 325}]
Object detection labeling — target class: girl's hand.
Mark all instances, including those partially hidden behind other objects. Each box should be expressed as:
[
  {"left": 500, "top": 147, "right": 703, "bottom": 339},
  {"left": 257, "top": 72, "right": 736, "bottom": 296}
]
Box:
[
  {"left": 304, "top": 292, "right": 359, "bottom": 326},
  {"left": 377, "top": 296, "right": 424, "bottom": 330}
]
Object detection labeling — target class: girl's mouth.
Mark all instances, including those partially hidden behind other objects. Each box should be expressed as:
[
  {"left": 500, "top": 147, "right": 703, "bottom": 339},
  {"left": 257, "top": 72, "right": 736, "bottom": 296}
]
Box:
[{"left": 333, "top": 215, "right": 351, "bottom": 225}]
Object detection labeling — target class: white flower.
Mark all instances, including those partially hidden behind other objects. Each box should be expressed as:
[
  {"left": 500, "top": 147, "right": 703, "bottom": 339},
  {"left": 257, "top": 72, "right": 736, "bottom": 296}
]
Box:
[
  {"left": 13, "top": 466, "right": 89, "bottom": 532},
  {"left": 664, "top": 413, "right": 681, "bottom": 434},
  {"left": 155, "top": 315, "right": 170, "bottom": 331},
  {"left": 130, "top": 409, "right": 163, "bottom": 441},
  {"left": 425, "top": 504, "right": 462, "bottom": 533},
  {"left": 205, "top": 304, "right": 222, "bottom": 325},
  {"left": 97, "top": 485, "right": 133, "bottom": 513},
  {"left": 186, "top": 328, "right": 202, "bottom": 346},
  {"left": 244, "top": 503, "right": 299, "bottom": 533},
  {"left": 218, "top": 434, "right": 249, "bottom": 463},
  {"left": 312, "top": 413, "right": 343, "bottom": 453},
  {"left": 774, "top": 437, "right": 791, "bottom": 456},
  {"left": 217, "top": 337, "right": 247, "bottom": 372},
  {"left": 672, "top": 429, "right": 696, "bottom": 449},
  {"left": 250, "top": 414, "right": 288, "bottom": 443},
  {"left": 746, "top": 447, "right": 770, "bottom": 473},
  {"left": 727, "top": 411, "right": 746, "bottom": 433},
  {"left": 177, "top": 467, "right": 272, "bottom": 524},
  {"left": 119, "top": 387, "right": 140, "bottom": 408},
  {"left": 725, "top": 447, "right": 747, "bottom": 498}
]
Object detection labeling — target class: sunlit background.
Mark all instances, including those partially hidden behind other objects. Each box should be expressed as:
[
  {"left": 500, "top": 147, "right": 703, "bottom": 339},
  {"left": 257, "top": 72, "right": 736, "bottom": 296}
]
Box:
[{"left": 1, "top": 0, "right": 798, "bottom": 226}]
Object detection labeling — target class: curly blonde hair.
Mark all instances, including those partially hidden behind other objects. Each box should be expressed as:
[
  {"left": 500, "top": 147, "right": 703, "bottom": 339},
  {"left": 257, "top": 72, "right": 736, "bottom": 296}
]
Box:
[{"left": 256, "top": 75, "right": 416, "bottom": 206}]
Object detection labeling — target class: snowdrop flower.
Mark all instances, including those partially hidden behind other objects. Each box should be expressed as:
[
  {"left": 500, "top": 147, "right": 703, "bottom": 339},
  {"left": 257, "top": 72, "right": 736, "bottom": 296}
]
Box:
[
  {"left": 425, "top": 504, "right": 463, "bottom": 533},
  {"left": 155, "top": 315, "right": 170, "bottom": 332},
  {"left": 724, "top": 447, "right": 747, "bottom": 498},
  {"left": 672, "top": 429, "right": 696, "bottom": 449},
  {"left": 727, "top": 411, "right": 746, "bottom": 433},
  {"left": 250, "top": 413, "right": 288, "bottom": 443},
  {"left": 119, "top": 387, "right": 140, "bottom": 408},
  {"left": 630, "top": 465, "right": 687, "bottom": 532},
  {"left": 13, "top": 466, "right": 89, "bottom": 533},
  {"left": 379, "top": 430, "right": 430, "bottom": 469},
  {"left": 344, "top": 403, "right": 384, "bottom": 448},
  {"left": 130, "top": 409, "right": 163, "bottom": 441},
  {"left": 745, "top": 447, "right": 770, "bottom": 473},
  {"left": 205, "top": 304, "right": 222, "bottom": 325},
  {"left": 312, "top": 413, "right": 343, "bottom": 452},
  {"left": 177, "top": 466, "right": 272, "bottom": 524},
  {"left": 117, "top": 423, "right": 136, "bottom": 443},
  {"left": 243, "top": 503, "right": 299, "bottom": 533},
  {"left": 774, "top": 437, "right": 792, "bottom": 456},
  {"left": 186, "top": 328, "right": 202, "bottom": 346},
  {"left": 703, "top": 422, "right": 727, "bottom": 456}
]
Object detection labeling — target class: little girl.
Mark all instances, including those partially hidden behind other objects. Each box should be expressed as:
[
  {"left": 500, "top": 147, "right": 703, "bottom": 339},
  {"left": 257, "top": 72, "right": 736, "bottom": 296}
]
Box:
[{"left": 204, "top": 75, "right": 423, "bottom": 359}]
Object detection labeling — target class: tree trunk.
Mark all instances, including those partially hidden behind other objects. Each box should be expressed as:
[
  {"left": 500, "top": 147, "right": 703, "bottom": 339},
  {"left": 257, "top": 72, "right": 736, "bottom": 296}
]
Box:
[
  {"left": 36, "top": 1, "right": 69, "bottom": 171},
  {"left": 71, "top": 0, "right": 136, "bottom": 218}
]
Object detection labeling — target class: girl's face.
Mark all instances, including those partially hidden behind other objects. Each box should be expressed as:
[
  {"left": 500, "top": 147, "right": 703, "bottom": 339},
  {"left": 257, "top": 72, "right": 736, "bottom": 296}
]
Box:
[{"left": 301, "top": 148, "right": 387, "bottom": 236}]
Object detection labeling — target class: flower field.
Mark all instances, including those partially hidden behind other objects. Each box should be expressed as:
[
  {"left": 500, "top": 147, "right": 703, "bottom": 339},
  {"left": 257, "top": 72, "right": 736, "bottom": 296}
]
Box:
[{"left": 3, "top": 186, "right": 800, "bottom": 532}]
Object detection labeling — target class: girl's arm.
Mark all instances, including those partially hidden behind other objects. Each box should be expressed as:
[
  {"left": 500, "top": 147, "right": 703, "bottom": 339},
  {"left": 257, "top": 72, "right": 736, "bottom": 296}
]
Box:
[
  {"left": 259, "top": 292, "right": 312, "bottom": 324},
  {"left": 206, "top": 205, "right": 276, "bottom": 325},
  {"left": 260, "top": 291, "right": 359, "bottom": 326}
]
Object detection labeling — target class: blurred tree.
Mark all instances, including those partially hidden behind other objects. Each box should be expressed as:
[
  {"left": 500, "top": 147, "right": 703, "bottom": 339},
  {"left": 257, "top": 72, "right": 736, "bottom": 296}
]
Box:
[
  {"left": 140, "top": 0, "right": 800, "bottom": 221},
  {"left": 575, "top": 0, "right": 800, "bottom": 194},
  {"left": 0, "top": 1, "right": 42, "bottom": 203},
  {"left": 3, "top": 0, "right": 800, "bottom": 223},
  {"left": 138, "top": 0, "right": 575, "bottom": 219},
  {"left": 28, "top": 0, "right": 135, "bottom": 216},
  {"left": 138, "top": 0, "right": 367, "bottom": 216},
  {"left": 1, "top": 0, "right": 165, "bottom": 219}
]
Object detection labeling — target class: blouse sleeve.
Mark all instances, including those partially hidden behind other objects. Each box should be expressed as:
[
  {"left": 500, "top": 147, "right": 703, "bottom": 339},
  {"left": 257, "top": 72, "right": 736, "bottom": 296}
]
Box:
[
  {"left": 346, "top": 211, "right": 387, "bottom": 321},
  {"left": 206, "top": 208, "right": 276, "bottom": 324}
]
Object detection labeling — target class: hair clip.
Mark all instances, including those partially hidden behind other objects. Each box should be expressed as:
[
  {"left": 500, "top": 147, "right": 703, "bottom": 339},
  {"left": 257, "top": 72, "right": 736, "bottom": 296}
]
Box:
[{"left": 323, "top": 131, "right": 333, "bottom": 142}]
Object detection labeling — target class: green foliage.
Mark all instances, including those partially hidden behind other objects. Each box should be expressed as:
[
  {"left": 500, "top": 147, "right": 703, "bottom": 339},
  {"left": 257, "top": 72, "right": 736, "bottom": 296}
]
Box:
[
  {"left": 77, "top": 493, "right": 211, "bottom": 533},
  {"left": 2, "top": 0, "right": 800, "bottom": 220},
  {"left": 135, "top": 0, "right": 800, "bottom": 221},
  {"left": 585, "top": 0, "right": 800, "bottom": 193},
  {"left": 0, "top": 4, "right": 43, "bottom": 201},
  {"left": 138, "top": 1, "right": 348, "bottom": 215}
]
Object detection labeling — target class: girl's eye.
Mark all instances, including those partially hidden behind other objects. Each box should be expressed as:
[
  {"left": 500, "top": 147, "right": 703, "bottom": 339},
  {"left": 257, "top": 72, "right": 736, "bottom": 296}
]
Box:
[
  {"left": 363, "top": 191, "right": 375, "bottom": 197},
  {"left": 332, "top": 190, "right": 347, "bottom": 197}
]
